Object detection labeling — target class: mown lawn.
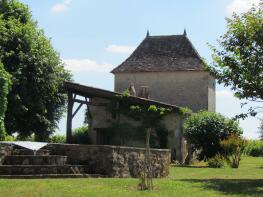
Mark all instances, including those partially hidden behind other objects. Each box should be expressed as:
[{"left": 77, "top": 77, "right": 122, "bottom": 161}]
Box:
[{"left": 0, "top": 157, "right": 262, "bottom": 197}]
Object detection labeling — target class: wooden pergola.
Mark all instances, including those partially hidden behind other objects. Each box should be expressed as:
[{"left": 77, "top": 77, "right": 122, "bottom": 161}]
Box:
[
  {"left": 64, "top": 81, "right": 125, "bottom": 143},
  {"left": 66, "top": 92, "right": 89, "bottom": 143},
  {"left": 64, "top": 81, "right": 180, "bottom": 143}
]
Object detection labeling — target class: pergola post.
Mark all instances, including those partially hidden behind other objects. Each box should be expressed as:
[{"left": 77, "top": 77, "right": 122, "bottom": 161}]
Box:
[{"left": 66, "top": 91, "right": 74, "bottom": 143}]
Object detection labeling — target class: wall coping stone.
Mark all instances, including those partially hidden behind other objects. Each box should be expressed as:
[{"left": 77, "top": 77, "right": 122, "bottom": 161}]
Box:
[{"left": 48, "top": 143, "right": 171, "bottom": 153}]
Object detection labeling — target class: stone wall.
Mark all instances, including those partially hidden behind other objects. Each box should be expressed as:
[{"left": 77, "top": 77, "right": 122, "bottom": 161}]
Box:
[
  {"left": 114, "top": 71, "right": 216, "bottom": 112},
  {"left": 46, "top": 143, "right": 170, "bottom": 178},
  {"left": 0, "top": 143, "right": 13, "bottom": 164}
]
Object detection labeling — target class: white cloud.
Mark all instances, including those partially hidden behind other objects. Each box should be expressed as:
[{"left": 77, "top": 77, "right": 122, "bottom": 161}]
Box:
[
  {"left": 216, "top": 90, "right": 234, "bottom": 98},
  {"left": 105, "top": 45, "right": 136, "bottom": 54},
  {"left": 63, "top": 59, "right": 114, "bottom": 73},
  {"left": 51, "top": 0, "right": 72, "bottom": 13},
  {"left": 227, "top": 0, "right": 260, "bottom": 15}
]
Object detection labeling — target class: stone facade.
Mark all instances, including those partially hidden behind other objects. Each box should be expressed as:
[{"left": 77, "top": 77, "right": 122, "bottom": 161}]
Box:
[
  {"left": 114, "top": 71, "right": 215, "bottom": 112},
  {"left": 45, "top": 143, "right": 170, "bottom": 178},
  {"left": 87, "top": 96, "right": 187, "bottom": 162}
]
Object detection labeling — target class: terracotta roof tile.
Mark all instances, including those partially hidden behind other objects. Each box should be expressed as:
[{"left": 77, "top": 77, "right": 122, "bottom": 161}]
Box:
[{"left": 111, "top": 34, "right": 204, "bottom": 73}]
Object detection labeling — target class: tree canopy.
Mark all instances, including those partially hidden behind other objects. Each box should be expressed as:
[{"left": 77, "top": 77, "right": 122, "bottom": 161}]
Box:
[
  {"left": 206, "top": 2, "right": 263, "bottom": 118},
  {"left": 0, "top": 0, "right": 72, "bottom": 140},
  {"left": 0, "top": 61, "right": 11, "bottom": 140}
]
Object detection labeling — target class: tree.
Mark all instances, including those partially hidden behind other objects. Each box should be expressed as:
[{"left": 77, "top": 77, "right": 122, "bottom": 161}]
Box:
[
  {"left": 0, "top": 61, "right": 11, "bottom": 140},
  {"left": 206, "top": 2, "right": 263, "bottom": 118},
  {"left": 220, "top": 134, "right": 247, "bottom": 168},
  {"left": 0, "top": 0, "right": 72, "bottom": 140},
  {"left": 184, "top": 111, "right": 243, "bottom": 160}
]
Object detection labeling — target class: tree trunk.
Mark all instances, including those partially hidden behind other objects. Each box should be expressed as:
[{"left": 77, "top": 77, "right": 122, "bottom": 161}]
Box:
[{"left": 145, "top": 128, "right": 153, "bottom": 190}]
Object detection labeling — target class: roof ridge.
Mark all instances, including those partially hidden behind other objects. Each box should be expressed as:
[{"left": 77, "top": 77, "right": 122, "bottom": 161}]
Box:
[{"left": 148, "top": 34, "right": 184, "bottom": 38}]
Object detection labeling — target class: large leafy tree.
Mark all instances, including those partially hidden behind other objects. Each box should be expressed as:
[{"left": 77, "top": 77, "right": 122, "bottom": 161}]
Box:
[
  {"left": 0, "top": 62, "right": 11, "bottom": 140},
  {"left": 0, "top": 0, "right": 72, "bottom": 140},
  {"left": 206, "top": 2, "right": 263, "bottom": 118}
]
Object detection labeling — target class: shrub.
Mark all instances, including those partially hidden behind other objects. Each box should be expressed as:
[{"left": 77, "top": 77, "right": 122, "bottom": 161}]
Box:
[
  {"left": 16, "top": 134, "right": 35, "bottom": 141},
  {"left": 71, "top": 125, "right": 90, "bottom": 144},
  {"left": 207, "top": 154, "right": 224, "bottom": 168},
  {"left": 48, "top": 134, "right": 66, "bottom": 143},
  {"left": 220, "top": 134, "right": 247, "bottom": 168},
  {"left": 244, "top": 140, "right": 263, "bottom": 157},
  {"left": 184, "top": 111, "right": 242, "bottom": 160},
  {"left": 4, "top": 135, "right": 15, "bottom": 141}
]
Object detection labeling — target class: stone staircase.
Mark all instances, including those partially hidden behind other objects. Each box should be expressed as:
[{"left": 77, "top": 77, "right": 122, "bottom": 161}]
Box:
[{"left": 0, "top": 147, "right": 104, "bottom": 178}]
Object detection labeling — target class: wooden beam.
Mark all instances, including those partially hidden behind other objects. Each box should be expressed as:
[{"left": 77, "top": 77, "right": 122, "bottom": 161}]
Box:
[
  {"left": 73, "top": 98, "right": 106, "bottom": 107},
  {"left": 66, "top": 91, "right": 74, "bottom": 143},
  {"left": 72, "top": 103, "right": 83, "bottom": 118},
  {"left": 73, "top": 98, "right": 89, "bottom": 105}
]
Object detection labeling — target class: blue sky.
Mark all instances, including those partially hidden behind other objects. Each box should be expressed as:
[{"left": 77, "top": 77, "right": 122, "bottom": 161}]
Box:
[{"left": 21, "top": 0, "right": 261, "bottom": 139}]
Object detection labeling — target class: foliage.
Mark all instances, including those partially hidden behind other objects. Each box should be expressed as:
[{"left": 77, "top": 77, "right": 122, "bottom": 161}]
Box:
[
  {"left": 4, "top": 134, "right": 15, "bottom": 141},
  {"left": 127, "top": 104, "right": 171, "bottom": 129},
  {"left": 0, "top": 0, "right": 72, "bottom": 140},
  {"left": 106, "top": 92, "right": 172, "bottom": 148},
  {"left": 71, "top": 125, "right": 90, "bottom": 144},
  {"left": 0, "top": 61, "right": 11, "bottom": 140},
  {"left": 244, "top": 140, "right": 263, "bottom": 157},
  {"left": 16, "top": 134, "right": 35, "bottom": 141},
  {"left": 107, "top": 97, "right": 171, "bottom": 148},
  {"left": 184, "top": 111, "right": 243, "bottom": 160},
  {"left": 48, "top": 134, "right": 66, "bottom": 143},
  {"left": 205, "top": 2, "right": 263, "bottom": 118},
  {"left": 220, "top": 134, "right": 247, "bottom": 168},
  {"left": 128, "top": 104, "right": 171, "bottom": 147},
  {"left": 207, "top": 154, "right": 225, "bottom": 168},
  {"left": 138, "top": 171, "right": 147, "bottom": 190},
  {"left": 179, "top": 107, "right": 192, "bottom": 116}
]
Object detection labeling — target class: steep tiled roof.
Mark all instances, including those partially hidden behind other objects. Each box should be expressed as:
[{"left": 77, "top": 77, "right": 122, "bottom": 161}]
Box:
[{"left": 111, "top": 34, "right": 204, "bottom": 73}]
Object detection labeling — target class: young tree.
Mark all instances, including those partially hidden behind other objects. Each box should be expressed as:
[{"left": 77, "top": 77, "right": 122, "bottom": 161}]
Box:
[
  {"left": 0, "top": 0, "right": 72, "bottom": 140},
  {"left": 206, "top": 1, "right": 263, "bottom": 118},
  {"left": 220, "top": 134, "right": 247, "bottom": 168}
]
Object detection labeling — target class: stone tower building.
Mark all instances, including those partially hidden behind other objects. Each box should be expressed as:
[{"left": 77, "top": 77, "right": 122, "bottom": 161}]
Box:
[{"left": 111, "top": 32, "right": 215, "bottom": 112}]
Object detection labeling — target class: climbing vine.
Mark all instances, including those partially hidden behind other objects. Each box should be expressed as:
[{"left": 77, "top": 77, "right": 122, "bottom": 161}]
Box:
[
  {"left": 106, "top": 92, "right": 172, "bottom": 148},
  {"left": 0, "top": 62, "right": 12, "bottom": 140}
]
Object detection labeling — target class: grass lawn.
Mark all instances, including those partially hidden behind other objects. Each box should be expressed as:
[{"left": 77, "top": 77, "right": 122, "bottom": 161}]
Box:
[{"left": 0, "top": 156, "right": 262, "bottom": 197}]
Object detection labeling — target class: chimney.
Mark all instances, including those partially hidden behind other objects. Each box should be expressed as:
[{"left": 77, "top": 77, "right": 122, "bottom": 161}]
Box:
[{"left": 138, "top": 86, "right": 149, "bottom": 99}]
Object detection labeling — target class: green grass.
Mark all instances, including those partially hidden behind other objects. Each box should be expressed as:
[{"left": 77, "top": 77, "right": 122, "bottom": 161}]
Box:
[{"left": 0, "top": 157, "right": 262, "bottom": 197}]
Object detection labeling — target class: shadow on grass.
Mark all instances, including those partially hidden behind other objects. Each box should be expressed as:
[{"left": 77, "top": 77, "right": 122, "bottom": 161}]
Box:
[
  {"left": 171, "top": 165, "right": 208, "bottom": 168},
  {"left": 180, "top": 179, "right": 263, "bottom": 196}
]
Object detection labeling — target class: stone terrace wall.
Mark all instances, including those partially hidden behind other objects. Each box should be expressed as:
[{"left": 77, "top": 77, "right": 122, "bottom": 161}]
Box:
[
  {"left": 0, "top": 144, "right": 13, "bottom": 164},
  {"left": 46, "top": 143, "right": 170, "bottom": 178}
]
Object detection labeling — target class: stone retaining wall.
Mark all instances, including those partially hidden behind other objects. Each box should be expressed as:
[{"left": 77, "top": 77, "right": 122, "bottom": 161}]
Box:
[
  {"left": 0, "top": 144, "right": 13, "bottom": 164},
  {"left": 46, "top": 143, "right": 170, "bottom": 178}
]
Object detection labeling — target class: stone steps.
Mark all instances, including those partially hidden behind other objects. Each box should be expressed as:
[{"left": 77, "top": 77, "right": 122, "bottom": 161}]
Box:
[
  {"left": 0, "top": 165, "right": 91, "bottom": 175},
  {"left": 3, "top": 155, "right": 67, "bottom": 165},
  {"left": 0, "top": 174, "right": 106, "bottom": 179}
]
